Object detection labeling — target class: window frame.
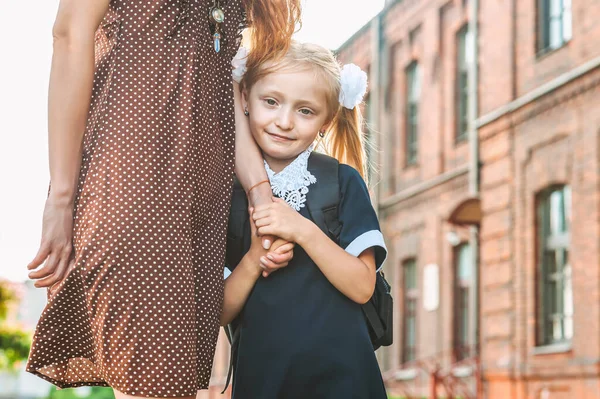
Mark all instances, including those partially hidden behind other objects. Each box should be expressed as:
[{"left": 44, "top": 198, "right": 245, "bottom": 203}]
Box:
[
  {"left": 455, "top": 25, "right": 470, "bottom": 143},
  {"left": 404, "top": 61, "right": 420, "bottom": 167},
  {"left": 453, "top": 242, "right": 472, "bottom": 361},
  {"left": 537, "top": 0, "right": 572, "bottom": 55},
  {"left": 535, "top": 185, "right": 573, "bottom": 347},
  {"left": 402, "top": 258, "right": 418, "bottom": 364}
]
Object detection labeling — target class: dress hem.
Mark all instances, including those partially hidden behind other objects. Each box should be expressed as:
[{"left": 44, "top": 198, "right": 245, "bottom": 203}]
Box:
[{"left": 26, "top": 365, "right": 209, "bottom": 397}]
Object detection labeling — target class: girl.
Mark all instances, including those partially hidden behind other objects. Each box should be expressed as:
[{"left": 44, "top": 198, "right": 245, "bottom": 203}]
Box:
[{"left": 222, "top": 42, "right": 388, "bottom": 398}]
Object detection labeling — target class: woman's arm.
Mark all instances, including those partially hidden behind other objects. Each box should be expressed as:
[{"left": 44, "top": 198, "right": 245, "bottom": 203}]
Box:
[
  {"left": 27, "top": 0, "right": 110, "bottom": 288},
  {"left": 232, "top": 82, "right": 275, "bottom": 249}
]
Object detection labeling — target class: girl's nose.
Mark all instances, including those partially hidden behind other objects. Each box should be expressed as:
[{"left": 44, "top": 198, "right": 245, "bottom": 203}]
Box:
[{"left": 275, "top": 111, "right": 294, "bottom": 131}]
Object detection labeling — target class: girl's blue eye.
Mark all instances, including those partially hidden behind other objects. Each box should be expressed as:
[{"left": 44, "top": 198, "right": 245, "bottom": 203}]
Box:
[
  {"left": 266, "top": 99, "right": 277, "bottom": 106},
  {"left": 300, "top": 109, "right": 313, "bottom": 115}
]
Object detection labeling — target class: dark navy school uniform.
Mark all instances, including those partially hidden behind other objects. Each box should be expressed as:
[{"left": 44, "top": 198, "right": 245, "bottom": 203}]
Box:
[{"left": 225, "top": 164, "right": 388, "bottom": 399}]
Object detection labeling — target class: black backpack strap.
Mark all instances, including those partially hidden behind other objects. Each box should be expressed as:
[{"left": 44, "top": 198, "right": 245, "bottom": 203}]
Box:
[
  {"left": 305, "top": 153, "right": 342, "bottom": 241},
  {"left": 362, "top": 274, "right": 387, "bottom": 347},
  {"left": 222, "top": 324, "right": 240, "bottom": 394}
]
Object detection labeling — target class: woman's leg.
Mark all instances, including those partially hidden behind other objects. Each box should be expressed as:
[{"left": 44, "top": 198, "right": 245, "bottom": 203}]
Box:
[{"left": 113, "top": 389, "right": 196, "bottom": 399}]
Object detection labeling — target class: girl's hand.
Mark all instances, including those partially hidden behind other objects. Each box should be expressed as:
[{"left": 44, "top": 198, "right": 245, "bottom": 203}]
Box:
[
  {"left": 262, "top": 238, "right": 295, "bottom": 278},
  {"left": 27, "top": 198, "right": 75, "bottom": 289},
  {"left": 252, "top": 197, "right": 307, "bottom": 243},
  {"left": 248, "top": 208, "right": 294, "bottom": 277}
]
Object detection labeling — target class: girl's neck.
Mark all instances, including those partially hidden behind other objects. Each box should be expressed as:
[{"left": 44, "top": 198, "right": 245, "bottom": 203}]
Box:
[
  {"left": 263, "top": 146, "right": 313, "bottom": 173},
  {"left": 262, "top": 154, "right": 294, "bottom": 174}
]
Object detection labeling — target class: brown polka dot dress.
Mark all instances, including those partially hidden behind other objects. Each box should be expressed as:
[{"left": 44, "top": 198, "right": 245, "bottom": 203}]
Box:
[{"left": 26, "top": 0, "right": 245, "bottom": 396}]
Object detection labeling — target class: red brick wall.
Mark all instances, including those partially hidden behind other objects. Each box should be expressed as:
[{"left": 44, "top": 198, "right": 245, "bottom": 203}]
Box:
[{"left": 479, "top": 72, "right": 600, "bottom": 399}]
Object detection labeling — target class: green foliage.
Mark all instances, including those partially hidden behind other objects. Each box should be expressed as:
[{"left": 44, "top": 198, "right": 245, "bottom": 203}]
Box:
[
  {"left": 0, "top": 326, "right": 31, "bottom": 371},
  {"left": 0, "top": 280, "right": 32, "bottom": 371},
  {"left": 46, "top": 386, "right": 115, "bottom": 399},
  {"left": 0, "top": 281, "right": 16, "bottom": 320}
]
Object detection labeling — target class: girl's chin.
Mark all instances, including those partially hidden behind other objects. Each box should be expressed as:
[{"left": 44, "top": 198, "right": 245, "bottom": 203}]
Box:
[{"left": 262, "top": 147, "right": 303, "bottom": 163}]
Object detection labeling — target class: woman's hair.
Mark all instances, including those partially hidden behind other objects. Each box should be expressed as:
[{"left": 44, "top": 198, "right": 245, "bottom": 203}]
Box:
[
  {"left": 242, "top": 41, "right": 368, "bottom": 180},
  {"left": 243, "top": 0, "right": 302, "bottom": 71}
]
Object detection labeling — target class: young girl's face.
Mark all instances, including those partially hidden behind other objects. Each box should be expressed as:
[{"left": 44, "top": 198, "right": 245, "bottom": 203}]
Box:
[{"left": 243, "top": 67, "right": 331, "bottom": 171}]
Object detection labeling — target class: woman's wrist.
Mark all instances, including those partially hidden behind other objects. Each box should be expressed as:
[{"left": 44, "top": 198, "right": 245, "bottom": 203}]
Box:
[
  {"left": 47, "top": 189, "right": 75, "bottom": 208},
  {"left": 247, "top": 180, "right": 272, "bottom": 207}
]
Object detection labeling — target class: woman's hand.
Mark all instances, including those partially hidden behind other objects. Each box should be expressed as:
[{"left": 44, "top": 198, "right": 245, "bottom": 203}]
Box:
[
  {"left": 248, "top": 208, "right": 294, "bottom": 277},
  {"left": 27, "top": 198, "right": 75, "bottom": 289},
  {"left": 252, "top": 197, "right": 308, "bottom": 243}
]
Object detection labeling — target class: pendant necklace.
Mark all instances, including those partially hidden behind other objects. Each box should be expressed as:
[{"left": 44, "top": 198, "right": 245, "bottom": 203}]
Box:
[{"left": 209, "top": 0, "right": 225, "bottom": 53}]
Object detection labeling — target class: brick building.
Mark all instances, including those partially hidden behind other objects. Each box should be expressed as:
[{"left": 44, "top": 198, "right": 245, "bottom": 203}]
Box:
[{"left": 335, "top": 0, "right": 600, "bottom": 398}]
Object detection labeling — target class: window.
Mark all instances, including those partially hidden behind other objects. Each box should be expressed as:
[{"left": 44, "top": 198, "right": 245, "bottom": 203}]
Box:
[
  {"left": 538, "top": 0, "right": 572, "bottom": 54},
  {"left": 405, "top": 62, "right": 420, "bottom": 166},
  {"left": 454, "top": 243, "right": 472, "bottom": 360},
  {"left": 456, "top": 25, "right": 472, "bottom": 142},
  {"left": 536, "top": 185, "right": 573, "bottom": 346},
  {"left": 402, "top": 259, "right": 418, "bottom": 363}
]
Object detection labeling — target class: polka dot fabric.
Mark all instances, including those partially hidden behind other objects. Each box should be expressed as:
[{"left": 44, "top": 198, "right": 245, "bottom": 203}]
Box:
[{"left": 26, "top": 0, "right": 245, "bottom": 396}]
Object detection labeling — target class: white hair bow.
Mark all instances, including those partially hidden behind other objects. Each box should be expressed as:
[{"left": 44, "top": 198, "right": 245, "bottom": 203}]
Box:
[
  {"left": 339, "top": 63, "right": 368, "bottom": 110},
  {"left": 232, "top": 46, "right": 249, "bottom": 83}
]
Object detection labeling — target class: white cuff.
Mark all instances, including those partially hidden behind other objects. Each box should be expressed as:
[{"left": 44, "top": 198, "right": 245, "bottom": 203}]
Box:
[
  {"left": 344, "top": 230, "right": 388, "bottom": 271},
  {"left": 224, "top": 267, "right": 232, "bottom": 279}
]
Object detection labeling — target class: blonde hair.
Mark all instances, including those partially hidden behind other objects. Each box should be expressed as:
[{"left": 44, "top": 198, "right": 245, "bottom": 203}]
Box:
[{"left": 242, "top": 41, "right": 368, "bottom": 180}]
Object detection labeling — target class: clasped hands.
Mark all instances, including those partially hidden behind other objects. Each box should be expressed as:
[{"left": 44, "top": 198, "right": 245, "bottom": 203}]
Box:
[{"left": 248, "top": 197, "right": 307, "bottom": 278}]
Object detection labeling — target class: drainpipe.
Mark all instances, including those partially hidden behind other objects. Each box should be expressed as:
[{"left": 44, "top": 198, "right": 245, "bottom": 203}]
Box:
[
  {"left": 467, "top": 0, "right": 481, "bottom": 397},
  {"left": 371, "top": 14, "right": 383, "bottom": 214}
]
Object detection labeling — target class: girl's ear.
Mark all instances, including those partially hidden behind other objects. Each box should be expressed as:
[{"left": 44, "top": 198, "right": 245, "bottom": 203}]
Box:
[
  {"left": 319, "top": 121, "right": 332, "bottom": 134},
  {"left": 241, "top": 89, "right": 250, "bottom": 111}
]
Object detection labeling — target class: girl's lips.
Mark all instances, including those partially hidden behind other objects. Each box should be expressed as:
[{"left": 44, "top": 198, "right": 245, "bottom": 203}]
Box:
[{"left": 267, "top": 132, "right": 294, "bottom": 142}]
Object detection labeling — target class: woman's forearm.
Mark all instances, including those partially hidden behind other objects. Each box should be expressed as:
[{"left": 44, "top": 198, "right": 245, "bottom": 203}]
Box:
[
  {"left": 47, "top": 10, "right": 103, "bottom": 205},
  {"left": 233, "top": 82, "right": 269, "bottom": 189},
  {"left": 296, "top": 220, "right": 376, "bottom": 304}
]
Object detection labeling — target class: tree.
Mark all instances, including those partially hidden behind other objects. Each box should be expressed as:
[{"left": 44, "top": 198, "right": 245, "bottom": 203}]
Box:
[{"left": 0, "top": 280, "right": 31, "bottom": 371}]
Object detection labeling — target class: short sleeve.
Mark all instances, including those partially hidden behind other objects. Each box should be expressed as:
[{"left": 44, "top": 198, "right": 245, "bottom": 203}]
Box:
[{"left": 338, "top": 165, "right": 388, "bottom": 270}]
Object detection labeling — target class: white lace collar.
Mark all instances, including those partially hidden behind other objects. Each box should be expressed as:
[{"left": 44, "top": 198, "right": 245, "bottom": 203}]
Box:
[{"left": 264, "top": 145, "right": 317, "bottom": 211}]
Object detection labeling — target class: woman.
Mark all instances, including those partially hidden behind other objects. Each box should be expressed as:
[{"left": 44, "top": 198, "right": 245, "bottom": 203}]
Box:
[{"left": 25, "top": 1, "right": 300, "bottom": 398}]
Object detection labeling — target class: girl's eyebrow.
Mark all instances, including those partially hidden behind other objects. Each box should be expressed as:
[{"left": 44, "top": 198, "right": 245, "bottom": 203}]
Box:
[
  {"left": 259, "top": 86, "right": 323, "bottom": 108},
  {"left": 258, "top": 86, "right": 285, "bottom": 97}
]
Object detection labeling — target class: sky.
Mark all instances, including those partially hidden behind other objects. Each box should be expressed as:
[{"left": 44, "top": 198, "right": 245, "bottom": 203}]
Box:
[{"left": 0, "top": 0, "right": 385, "bottom": 282}]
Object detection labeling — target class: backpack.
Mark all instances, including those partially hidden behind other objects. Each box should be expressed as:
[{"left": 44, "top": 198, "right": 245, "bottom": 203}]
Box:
[{"left": 221, "top": 152, "right": 393, "bottom": 394}]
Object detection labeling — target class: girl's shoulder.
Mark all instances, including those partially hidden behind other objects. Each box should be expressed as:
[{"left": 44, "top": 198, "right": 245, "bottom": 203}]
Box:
[{"left": 338, "top": 163, "right": 369, "bottom": 197}]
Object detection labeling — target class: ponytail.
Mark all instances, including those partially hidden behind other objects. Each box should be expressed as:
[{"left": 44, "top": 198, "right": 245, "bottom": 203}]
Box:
[
  {"left": 243, "top": 0, "right": 302, "bottom": 71},
  {"left": 326, "top": 106, "right": 368, "bottom": 182}
]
